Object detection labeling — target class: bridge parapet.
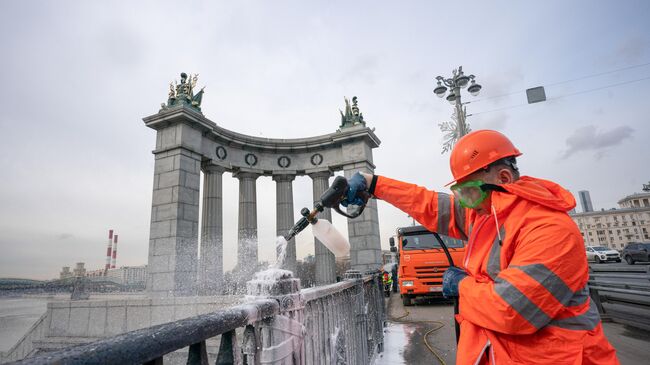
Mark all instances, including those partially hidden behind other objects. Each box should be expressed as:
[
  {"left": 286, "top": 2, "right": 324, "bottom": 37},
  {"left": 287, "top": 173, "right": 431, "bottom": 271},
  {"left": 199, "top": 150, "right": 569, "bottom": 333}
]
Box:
[{"left": 8, "top": 270, "right": 385, "bottom": 365}]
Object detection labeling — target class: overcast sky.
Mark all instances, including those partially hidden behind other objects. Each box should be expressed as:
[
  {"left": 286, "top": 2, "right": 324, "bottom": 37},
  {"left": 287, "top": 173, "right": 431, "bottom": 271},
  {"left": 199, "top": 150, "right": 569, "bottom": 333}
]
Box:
[{"left": 1, "top": 1, "right": 649, "bottom": 279}]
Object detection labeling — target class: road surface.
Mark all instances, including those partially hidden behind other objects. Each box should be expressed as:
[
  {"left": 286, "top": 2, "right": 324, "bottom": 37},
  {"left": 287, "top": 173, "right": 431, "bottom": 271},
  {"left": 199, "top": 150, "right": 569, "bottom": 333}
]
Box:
[{"left": 377, "top": 290, "right": 650, "bottom": 364}]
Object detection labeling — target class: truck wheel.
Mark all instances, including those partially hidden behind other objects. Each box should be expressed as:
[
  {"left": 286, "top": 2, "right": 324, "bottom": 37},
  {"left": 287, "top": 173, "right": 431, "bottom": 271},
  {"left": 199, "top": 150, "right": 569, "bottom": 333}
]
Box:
[
  {"left": 625, "top": 256, "right": 635, "bottom": 265},
  {"left": 402, "top": 295, "right": 412, "bottom": 306}
]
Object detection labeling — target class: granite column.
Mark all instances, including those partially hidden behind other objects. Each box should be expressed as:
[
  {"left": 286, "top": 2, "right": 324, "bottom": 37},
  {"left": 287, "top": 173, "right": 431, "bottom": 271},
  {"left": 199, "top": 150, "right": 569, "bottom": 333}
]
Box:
[
  {"left": 273, "top": 174, "right": 296, "bottom": 272},
  {"left": 199, "top": 165, "right": 225, "bottom": 295},
  {"left": 310, "top": 171, "right": 337, "bottom": 284},
  {"left": 235, "top": 172, "right": 259, "bottom": 279}
]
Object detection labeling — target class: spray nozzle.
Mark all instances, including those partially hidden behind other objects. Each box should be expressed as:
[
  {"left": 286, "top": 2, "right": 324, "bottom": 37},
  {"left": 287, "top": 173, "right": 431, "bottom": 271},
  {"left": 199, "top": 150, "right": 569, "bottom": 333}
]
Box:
[
  {"left": 284, "top": 176, "right": 369, "bottom": 242},
  {"left": 284, "top": 207, "right": 318, "bottom": 242}
]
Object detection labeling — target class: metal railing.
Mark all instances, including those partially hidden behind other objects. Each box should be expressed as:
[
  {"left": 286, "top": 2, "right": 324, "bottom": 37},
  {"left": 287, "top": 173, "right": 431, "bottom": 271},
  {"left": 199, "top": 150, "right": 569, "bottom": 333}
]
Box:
[
  {"left": 8, "top": 270, "right": 385, "bottom": 365},
  {"left": 588, "top": 265, "right": 650, "bottom": 331}
]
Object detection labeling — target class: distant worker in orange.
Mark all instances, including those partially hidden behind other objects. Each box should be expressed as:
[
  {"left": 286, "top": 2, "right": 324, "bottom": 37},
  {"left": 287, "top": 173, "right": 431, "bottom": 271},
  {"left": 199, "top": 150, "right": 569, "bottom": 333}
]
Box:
[{"left": 346, "top": 130, "right": 619, "bottom": 364}]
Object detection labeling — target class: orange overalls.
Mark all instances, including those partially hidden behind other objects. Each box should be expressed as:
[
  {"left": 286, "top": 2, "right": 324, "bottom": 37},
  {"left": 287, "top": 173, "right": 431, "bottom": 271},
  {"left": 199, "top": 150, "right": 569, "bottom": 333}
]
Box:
[{"left": 374, "top": 175, "right": 619, "bottom": 364}]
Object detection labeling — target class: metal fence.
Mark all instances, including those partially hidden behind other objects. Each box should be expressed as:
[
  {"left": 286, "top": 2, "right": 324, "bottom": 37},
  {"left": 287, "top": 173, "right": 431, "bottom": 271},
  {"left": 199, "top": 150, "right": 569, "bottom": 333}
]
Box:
[
  {"left": 588, "top": 265, "right": 650, "bottom": 331},
  {"left": 8, "top": 270, "right": 385, "bottom": 365}
]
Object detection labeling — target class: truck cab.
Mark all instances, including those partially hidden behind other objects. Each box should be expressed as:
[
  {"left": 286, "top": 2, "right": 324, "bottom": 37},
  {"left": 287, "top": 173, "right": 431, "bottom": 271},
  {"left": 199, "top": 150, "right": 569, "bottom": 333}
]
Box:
[{"left": 390, "top": 225, "right": 465, "bottom": 306}]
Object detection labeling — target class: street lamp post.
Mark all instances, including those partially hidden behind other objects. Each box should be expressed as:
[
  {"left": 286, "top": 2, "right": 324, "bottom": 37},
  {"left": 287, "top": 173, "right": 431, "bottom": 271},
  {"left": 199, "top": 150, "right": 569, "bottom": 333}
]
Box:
[{"left": 433, "top": 66, "right": 482, "bottom": 149}]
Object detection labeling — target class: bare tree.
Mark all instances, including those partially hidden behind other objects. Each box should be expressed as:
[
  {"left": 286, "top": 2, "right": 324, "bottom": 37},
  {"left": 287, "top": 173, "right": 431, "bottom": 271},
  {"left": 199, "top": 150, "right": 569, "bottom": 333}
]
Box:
[{"left": 295, "top": 259, "right": 315, "bottom": 288}]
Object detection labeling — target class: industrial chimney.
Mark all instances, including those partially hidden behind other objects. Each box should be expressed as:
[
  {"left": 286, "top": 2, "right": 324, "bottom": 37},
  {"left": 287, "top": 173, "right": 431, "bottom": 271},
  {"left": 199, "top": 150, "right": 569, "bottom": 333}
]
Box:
[
  {"left": 105, "top": 229, "right": 113, "bottom": 275},
  {"left": 111, "top": 234, "right": 118, "bottom": 269}
]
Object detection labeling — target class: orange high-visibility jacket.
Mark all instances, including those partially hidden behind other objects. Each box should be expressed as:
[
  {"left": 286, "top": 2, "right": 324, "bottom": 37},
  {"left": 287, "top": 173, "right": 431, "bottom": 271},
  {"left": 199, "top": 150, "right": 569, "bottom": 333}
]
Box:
[{"left": 374, "top": 175, "right": 619, "bottom": 365}]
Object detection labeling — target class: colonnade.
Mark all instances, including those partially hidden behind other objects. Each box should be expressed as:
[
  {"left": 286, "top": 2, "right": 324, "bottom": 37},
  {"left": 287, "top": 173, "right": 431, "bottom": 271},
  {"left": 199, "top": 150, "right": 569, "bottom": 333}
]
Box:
[
  {"left": 197, "top": 169, "right": 339, "bottom": 294},
  {"left": 144, "top": 102, "right": 381, "bottom": 297}
]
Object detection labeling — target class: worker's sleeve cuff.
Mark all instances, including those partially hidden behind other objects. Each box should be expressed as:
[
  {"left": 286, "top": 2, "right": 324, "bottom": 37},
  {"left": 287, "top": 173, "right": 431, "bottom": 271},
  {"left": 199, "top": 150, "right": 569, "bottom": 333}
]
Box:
[
  {"left": 370, "top": 175, "right": 392, "bottom": 200},
  {"left": 458, "top": 275, "right": 471, "bottom": 297},
  {"left": 368, "top": 175, "right": 379, "bottom": 196}
]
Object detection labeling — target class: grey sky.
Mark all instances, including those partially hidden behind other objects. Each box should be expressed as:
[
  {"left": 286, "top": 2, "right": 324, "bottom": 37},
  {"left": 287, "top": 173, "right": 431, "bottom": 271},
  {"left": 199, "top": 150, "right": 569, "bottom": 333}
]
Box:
[{"left": 1, "top": 1, "right": 649, "bottom": 279}]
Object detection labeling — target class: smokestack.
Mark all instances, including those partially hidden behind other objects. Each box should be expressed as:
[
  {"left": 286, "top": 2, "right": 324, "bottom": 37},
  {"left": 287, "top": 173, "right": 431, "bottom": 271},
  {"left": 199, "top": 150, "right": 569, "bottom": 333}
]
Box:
[
  {"left": 111, "top": 234, "right": 118, "bottom": 269},
  {"left": 105, "top": 229, "right": 113, "bottom": 274}
]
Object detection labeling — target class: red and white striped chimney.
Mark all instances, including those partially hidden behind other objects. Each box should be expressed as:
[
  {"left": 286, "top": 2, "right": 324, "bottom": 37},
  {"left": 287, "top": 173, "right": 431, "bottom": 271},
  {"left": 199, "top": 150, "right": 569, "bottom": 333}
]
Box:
[
  {"left": 111, "top": 234, "right": 118, "bottom": 269},
  {"left": 105, "top": 229, "right": 113, "bottom": 274}
]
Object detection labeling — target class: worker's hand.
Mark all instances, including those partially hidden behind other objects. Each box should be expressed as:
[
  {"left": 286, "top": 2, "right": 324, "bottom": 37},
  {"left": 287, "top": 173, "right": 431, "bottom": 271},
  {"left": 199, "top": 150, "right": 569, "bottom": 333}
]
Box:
[
  {"left": 442, "top": 266, "right": 468, "bottom": 298},
  {"left": 342, "top": 172, "right": 368, "bottom": 207}
]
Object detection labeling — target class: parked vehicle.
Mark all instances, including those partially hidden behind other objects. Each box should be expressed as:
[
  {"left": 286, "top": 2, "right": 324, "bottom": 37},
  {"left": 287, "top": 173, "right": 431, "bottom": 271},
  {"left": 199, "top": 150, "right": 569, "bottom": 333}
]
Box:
[
  {"left": 622, "top": 242, "right": 650, "bottom": 265},
  {"left": 586, "top": 246, "right": 621, "bottom": 263},
  {"left": 389, "top": 225, "right": 465, "bottom": 306}
]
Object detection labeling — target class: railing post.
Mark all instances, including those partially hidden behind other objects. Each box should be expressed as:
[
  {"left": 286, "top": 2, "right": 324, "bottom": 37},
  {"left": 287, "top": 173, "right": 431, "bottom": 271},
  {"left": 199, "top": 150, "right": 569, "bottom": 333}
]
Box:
[
  {"left": 247, "top": 270, "right": 305, "bottom": 364},
  {"left": 187, "top": 340, "right": 209, "bottom": 365},
  {"left": 216, "top": 330, "right": 240, "bottom": 365},
  {"left": 241, "top": 325, "right": 259, "bottom": 365},
  {"left": 366, "top": 270, "right": 384, "bottom": 355},
  {"left": 344, "top": 270, "right": 367, "bottom": 365}
]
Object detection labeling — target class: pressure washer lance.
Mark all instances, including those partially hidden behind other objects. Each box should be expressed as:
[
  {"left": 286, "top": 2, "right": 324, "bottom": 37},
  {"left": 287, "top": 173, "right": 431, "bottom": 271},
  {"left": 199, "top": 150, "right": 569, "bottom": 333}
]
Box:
[{"left": 284, "top": 176, "right": 370, "bottom": 255}]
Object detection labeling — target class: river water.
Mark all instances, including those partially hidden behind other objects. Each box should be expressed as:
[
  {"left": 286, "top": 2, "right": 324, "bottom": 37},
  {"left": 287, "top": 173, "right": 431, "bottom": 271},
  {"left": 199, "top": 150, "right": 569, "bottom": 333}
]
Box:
[
  {"left": 0, "top": 293, "right": 145, "bottom": 352},
  {"left": 0, "top": 296, "right": 60, "bottom": 351}
]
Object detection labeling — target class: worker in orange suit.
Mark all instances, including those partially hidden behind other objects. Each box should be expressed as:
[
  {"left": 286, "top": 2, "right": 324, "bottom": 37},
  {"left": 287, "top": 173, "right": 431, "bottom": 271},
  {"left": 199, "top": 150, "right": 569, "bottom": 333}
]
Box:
[{"left": 346, "top": 130, "right": 619, "bottom": 364}]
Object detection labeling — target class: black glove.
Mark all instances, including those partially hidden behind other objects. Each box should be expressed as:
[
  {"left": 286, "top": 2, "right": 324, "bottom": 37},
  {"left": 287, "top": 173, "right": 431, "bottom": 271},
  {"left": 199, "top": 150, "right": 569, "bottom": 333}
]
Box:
[{"left": 442, "top": 266, "right": 468, "bottom": 298}]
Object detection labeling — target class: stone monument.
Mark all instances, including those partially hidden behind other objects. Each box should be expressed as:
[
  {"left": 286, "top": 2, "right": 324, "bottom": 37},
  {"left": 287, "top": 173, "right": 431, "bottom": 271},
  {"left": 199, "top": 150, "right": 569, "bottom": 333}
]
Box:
[{"left": 145, "top": 74, "right": 383, "bottom": 297}]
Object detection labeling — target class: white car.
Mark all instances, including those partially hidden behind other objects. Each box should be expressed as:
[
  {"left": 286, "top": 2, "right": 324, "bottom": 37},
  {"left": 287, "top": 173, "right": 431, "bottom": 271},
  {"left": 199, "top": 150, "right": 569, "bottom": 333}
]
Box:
[{"left": 586, "top": 246, "right": 621, "bottom": 263}]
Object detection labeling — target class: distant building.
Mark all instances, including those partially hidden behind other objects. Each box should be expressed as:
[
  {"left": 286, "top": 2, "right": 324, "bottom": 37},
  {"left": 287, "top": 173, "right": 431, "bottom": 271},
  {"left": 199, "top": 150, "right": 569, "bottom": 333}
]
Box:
[
  {"left": 303, "top": 254, "right": 315, "bottom": 264},
  {"left": 72, "top": 262, "right": 86, "bottom": 277},
  {"left": 104, "top": 265, "right": 147, "bottom": 285},
  {"left": 381, "top": 250, "right": 397, "bottom": 266},
  {"left": 59, "top": 266, "right": 73, "bottom": 280},
  {"left": 85, "top": 269, "right": 105, "bottom": 277},
  {"left": 578, "top": 190, "right": 594, "bottom": 213},
  {"left": 618, "top": 193, "right": 650, "bottom": 209},
  {"left": 570, "top": 192, "right": 650, "bottom": 250}
]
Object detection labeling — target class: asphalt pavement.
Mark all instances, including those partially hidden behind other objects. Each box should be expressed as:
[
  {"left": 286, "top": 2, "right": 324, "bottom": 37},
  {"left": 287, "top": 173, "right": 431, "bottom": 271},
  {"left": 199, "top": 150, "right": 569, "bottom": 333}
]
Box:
[
  {"left": 378, "top": 290, "right": 650, "bottom": 365},
  {"left": 377, "top": 294, "right": 457, "bottom": 365}
]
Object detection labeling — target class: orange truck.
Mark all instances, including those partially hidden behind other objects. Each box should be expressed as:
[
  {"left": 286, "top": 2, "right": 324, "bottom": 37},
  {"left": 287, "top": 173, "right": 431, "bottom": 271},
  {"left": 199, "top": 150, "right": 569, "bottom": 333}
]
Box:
[{"left": 389, "top": 225, "right": 466, "bottom": 306}]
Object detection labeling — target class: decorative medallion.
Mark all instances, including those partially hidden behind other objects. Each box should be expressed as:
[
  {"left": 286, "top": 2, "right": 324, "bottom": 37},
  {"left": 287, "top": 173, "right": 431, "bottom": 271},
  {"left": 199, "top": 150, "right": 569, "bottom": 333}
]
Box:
[
  {"left": 244, "top": 153, "right": 258, "bottom": 166},
  {"left": 311, "top": 153, "right": 323, "bottom": 166},
  {"left": 215, "top": 146, "right": 227, "bottom": 160},
  {"left": 277, "top": 156, "right": 291, "bottom": 168}
]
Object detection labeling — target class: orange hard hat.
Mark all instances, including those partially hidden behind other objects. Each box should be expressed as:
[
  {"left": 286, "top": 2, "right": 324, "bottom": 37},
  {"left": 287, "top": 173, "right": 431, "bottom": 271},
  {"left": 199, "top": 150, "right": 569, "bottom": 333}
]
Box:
[{"left": 447, "top": 130, "right": 522, "bottom": 186}]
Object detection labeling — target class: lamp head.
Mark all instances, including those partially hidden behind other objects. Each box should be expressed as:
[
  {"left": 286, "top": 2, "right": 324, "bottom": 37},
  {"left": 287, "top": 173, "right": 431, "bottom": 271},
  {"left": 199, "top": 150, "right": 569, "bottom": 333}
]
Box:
[
  {"left": 468, "top": 79, "right": 482, "bottom": 96},
  {"left": 433, "top": 81, "right": 448, "bottom": 98}
]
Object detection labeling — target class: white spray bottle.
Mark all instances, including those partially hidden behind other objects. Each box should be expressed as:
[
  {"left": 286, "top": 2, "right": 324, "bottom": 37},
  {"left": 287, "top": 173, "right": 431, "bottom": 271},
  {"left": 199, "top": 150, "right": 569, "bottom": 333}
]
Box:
[
  {"left": 311, "top": 219, "right": 350, "bottom": 256},
  {"left": 284, "top": 175, "right": 365, "bottom": 257}
]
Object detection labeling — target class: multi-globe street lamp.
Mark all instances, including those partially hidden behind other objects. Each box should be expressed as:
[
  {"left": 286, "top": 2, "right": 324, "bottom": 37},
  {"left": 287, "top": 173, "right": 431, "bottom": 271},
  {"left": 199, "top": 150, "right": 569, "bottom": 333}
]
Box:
[{"left": 433, "top": 66, "right": 482, "bottom": 144}]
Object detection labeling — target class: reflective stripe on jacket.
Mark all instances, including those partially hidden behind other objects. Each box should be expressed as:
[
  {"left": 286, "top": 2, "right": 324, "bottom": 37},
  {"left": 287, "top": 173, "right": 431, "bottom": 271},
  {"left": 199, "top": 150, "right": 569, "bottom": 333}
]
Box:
[{"left": 374, "top": 175, "right": 619, "bottom": 364}]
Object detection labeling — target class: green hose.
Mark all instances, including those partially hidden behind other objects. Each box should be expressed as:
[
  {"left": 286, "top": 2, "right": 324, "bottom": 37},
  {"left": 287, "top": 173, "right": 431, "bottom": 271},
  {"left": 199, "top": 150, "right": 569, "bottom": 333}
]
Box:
[{"left": 387, "top": 295, "right": 448, "bottom": 365}]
